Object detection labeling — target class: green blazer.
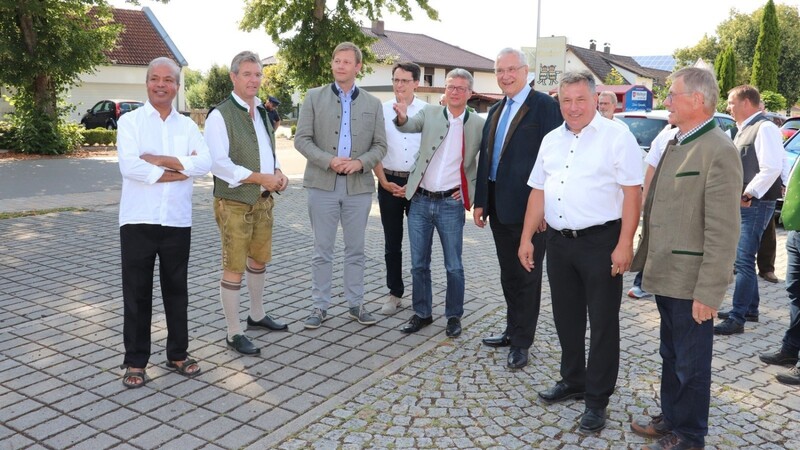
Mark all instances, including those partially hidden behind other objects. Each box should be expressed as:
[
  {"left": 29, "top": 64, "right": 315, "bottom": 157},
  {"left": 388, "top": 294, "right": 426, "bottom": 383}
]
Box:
[
  {"left": 397, "top": 105, "right": 485, "bottom": 208},
  {"left": 631, "top": 122, "right": 743, "bottom": 309}
]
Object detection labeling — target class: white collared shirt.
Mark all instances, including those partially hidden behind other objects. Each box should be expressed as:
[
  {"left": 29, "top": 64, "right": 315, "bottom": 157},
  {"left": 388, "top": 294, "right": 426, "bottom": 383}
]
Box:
[
  {"left": 644, "top": 126, "right": 679, "bottom": 168},
  {"left": 420, "top": 108, "right": 464, "bottom": 192},
  {"left": 205, "top": 92, "right": 279, "bottom": 188},
  {"left": 382, "top": 97, "right": 425, "bottom": 171},
  {"left": 738, "top": 111, "right": 783, "bottom": 198},
  {"left": 117, "top": 101, "right": 212, "bottom": 227},
  {"left": 528, "top": 112, "right": 642, "bottom": 230}
]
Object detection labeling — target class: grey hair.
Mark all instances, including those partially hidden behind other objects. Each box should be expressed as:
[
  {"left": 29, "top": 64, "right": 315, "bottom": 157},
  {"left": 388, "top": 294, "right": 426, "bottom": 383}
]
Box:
[
  {"left": 446, "top": 68, "right": 474, "bottom": 91},
  {"left": 231, "top": 51, "right": 262, "bottom": 74},
  {"left": 559, "top": 71, "right": 596, "bottom": 95},
  {"left": 670, "top": 67, "right": 718, "bottom": 113},
  {"left": 496, "top": 48, "right": 527, "bottom": 66},
  {"left": 146, "top": 57, "right": 180, "bottom": 83},
  {"left": 599, "top": 90, "right": 618, "bottom": 106}
]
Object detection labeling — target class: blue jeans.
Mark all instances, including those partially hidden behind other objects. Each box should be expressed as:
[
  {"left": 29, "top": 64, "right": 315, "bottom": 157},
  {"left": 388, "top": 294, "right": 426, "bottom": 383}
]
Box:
[
  {"left": 656, "top": 295, "right": 713, "bottom": 447},
  {"left": 783, "top": 231, "right": 800, "bottom": 355},
  {"left": 408, "top": 193, "right": 465, "bottom": 319},
  {"left": 730, "top": 198, "right": 776, "bottom": 324}
]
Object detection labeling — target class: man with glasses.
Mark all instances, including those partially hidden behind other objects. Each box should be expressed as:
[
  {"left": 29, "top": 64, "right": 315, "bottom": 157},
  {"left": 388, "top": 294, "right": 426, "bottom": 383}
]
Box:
[
  {"left": 372, "top": 62, "right": 425, "bottom": 315},
  {"left": 295, "top": 42, "right": 387, "bottom": 329},
  {"left": 473, "top": 48, "right": 561, "bottom": 369},
  {"left": 629, "top": 67, "right": 741, "bottom": 450},
  {"left": 206, "top": 51, "right": 290, "bottom": 356},
  {"left": 393, "top": 68, "right": 485, "bottom": 337}
]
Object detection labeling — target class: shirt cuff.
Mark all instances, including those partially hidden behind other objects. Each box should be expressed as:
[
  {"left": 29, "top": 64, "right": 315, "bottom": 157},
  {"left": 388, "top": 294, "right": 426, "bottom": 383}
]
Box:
[
  {"left": 146, "top": 166, "right": 165, "bottom": 185},
  {"left": 176, "top": 155, "right": 194, "bottom": 175}
]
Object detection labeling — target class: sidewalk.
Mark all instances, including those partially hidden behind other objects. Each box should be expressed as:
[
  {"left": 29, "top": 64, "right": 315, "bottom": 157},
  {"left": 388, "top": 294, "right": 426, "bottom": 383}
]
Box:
[{"left": 1, "top": 165, "right": 800, "bottom": 448}]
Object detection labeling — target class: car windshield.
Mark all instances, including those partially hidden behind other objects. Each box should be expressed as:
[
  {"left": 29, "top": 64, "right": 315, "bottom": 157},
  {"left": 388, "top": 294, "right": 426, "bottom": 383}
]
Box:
[
  {"left": 783, "top": 119, "right": 800, "bottom": 131},
  {"left": 616, "top": 116, "right": 667, "bottom": 151}
]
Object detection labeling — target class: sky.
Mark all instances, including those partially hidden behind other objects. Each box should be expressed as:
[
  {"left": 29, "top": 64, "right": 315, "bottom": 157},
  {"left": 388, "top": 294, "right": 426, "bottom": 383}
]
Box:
[{"left": 110, "top": 0, "right": 800, "bottom": 72}]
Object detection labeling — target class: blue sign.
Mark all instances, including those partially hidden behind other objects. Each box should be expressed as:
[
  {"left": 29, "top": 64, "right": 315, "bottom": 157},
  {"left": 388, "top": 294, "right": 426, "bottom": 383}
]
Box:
[{"left": 624, "top": 86, "right": 653, "bottom": 111}]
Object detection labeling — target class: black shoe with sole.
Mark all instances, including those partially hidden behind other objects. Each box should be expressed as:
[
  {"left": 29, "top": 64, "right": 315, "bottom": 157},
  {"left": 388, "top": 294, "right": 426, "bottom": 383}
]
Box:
[
  {"left": 538, "top": 381, "right": 585, "bottom": 404},
  {"left": 507, "top": 346, "right": 528, "bottom": 369},
  {"left": 401, "top": 314, "right": 433, "bottom": 333},
  {"left": 482, "top": 333, "right": 511, "bottom": 347},
  {"left": 579, "top": 407, "right": 606, "bottom": 434},
  {"left": 445, "top": 317, "right": 461, "bottom": 337},
  {"left": 759, "top": 350, "right": 799, "bottom": 366},
  {"left": 717, "top": 310, "right": 758, "bottom": 322},
  {"left": 226, "top": 334, "right": 260, "bottom": 355},
  {"left": 713, "top": 317, "right": 744, "bottom": 335},
  {"left": 247, "top": 314, "right": 288, "bottom": 331}
]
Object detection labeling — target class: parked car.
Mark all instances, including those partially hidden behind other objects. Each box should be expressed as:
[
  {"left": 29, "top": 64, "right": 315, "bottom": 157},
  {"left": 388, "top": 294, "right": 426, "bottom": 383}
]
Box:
[
  {"left": 781, "top": 117, "right": 800, "bottom": 141},
  {"left": 614, "top": 110, "right": 736, "bottom": 152},
  {"left": 80, "top": 99, "right": 143, "bottom": 130},
  {"left": 763, "top": 111, "right": 786, "bottom": 127}
]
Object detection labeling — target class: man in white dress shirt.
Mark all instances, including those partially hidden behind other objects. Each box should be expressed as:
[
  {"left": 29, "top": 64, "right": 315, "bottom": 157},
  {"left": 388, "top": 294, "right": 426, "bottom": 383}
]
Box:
[
  {"left": 205, "top": 51, "right": 290, "bottom": 356},
  {"left": 372, "top": 62, "right": 425, "bottom": 314},
  {"left": 118, "top": 57, "right": 212, "bottom": 388},
  {"left": 518, "top": 70, "right": 642, "bottom": 433}
]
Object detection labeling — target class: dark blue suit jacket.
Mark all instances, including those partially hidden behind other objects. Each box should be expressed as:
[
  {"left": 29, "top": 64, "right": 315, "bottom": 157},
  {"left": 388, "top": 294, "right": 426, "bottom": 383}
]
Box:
[{"left": 475, "top": 89, "right": 562, "bottom": 224}]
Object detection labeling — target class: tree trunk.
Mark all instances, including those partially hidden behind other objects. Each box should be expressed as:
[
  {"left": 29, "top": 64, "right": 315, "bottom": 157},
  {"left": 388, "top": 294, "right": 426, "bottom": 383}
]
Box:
[
  {"left": 313, "top": 0, "right": 324, "bottom": 22},
  {"left": 17, "top": 3, "right": 57, "bottom": 121}
]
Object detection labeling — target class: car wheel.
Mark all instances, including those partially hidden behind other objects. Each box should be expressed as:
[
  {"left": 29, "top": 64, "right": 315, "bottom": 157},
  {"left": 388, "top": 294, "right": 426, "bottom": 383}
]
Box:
[{"left": 106, "top": 120, "right": 116, "bottom": 130}]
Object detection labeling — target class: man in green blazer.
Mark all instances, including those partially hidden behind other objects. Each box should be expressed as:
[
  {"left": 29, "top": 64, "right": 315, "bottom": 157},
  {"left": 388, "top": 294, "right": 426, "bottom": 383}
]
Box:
[
  {"left": 630, "top": 67, "right": 742, "bottom": 450},
  {"left": 393, "top": 68, "right": 485, "bottom": 338}
]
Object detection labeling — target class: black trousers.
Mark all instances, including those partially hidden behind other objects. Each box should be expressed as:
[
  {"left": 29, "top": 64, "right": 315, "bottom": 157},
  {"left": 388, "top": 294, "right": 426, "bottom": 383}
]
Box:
[
  {"left": 546, "top": 222, "right": 622, "bottom": 409},
  {"left": 121, "top": 224, "right": 191, "bottom": 368},
  {"left": 377, "top": 173, "right": 411, "bottom": 298}
]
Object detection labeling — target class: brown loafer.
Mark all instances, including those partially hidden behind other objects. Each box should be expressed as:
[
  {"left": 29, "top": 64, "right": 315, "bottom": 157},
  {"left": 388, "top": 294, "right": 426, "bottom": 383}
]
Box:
[{"left": 631, "top": 414, "right": 671, "bottom": 438}]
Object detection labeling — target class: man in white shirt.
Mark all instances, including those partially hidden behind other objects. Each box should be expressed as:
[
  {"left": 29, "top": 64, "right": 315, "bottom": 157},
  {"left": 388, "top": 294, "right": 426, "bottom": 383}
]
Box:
[
  {"left": 205, "top": 51, "right": 289, "bottom": 356},
  {"left": 372, "top": 62, "right": 425, "bottom": 315},
  {"left": 518, "top": 71, "right": 642, "bottom": 433},
  {"left": 117, "top": 57, "right": 212, "bottom": 388},
  {"left": 715, "top": 85, "right": 784, "bottom": 335}
]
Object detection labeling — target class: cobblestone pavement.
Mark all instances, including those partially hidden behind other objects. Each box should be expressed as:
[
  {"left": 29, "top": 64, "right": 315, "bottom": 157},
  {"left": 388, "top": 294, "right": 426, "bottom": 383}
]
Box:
[{"left": 1, "top": 162, "right": 800, "bottom": 449}]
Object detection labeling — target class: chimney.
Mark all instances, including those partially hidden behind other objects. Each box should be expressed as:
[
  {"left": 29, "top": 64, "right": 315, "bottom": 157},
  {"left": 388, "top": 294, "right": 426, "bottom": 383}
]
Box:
[
  {"left": 589, "top": 39, "right": 596, "bottom": 51},
  {"left": 603, "top": 42, "right": 611, "bottom": 54},
  {"left": 371, "top": 20, "right": 385, "bottom": 36}
]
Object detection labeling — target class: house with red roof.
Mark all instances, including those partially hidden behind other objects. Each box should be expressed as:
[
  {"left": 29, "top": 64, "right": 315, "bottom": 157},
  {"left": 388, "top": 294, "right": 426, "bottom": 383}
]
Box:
[{"left": 0, "top": 7, "right": 187, "bottom": 124}]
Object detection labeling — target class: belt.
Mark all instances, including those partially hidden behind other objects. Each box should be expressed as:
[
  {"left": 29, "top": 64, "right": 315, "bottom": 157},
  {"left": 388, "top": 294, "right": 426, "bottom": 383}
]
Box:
[
  {"left": 384, "top": 168, "right": 410, "bottom": 178},
  {"left": 336, "top": 173, "right": 347, "bottom": 176},
  {"left": 554, "top": 219, "right": 620, "bottom": 239},
  {"left": 417, "top": 187, "right": 459, "bottom": 199}
]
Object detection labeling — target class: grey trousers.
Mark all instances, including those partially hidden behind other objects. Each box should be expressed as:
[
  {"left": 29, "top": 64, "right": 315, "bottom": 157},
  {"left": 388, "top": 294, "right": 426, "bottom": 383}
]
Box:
[{"left": 307, "top": 178, "right": 372, "bottom": 310}]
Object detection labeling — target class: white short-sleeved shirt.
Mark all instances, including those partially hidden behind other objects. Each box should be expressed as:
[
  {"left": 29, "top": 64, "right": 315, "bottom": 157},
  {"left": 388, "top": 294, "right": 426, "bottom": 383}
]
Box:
[
  {"left": 644, "top": 126, "right": 680, "bottom": 168},
  {"left": 527, "top": 112, "right": 643, "bottom": 230}
]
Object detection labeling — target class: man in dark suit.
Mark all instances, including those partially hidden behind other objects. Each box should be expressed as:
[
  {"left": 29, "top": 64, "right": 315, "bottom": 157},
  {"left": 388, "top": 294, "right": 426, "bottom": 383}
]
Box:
[{"left": 473, "top": 48, "right": 562, "bottom": 369}]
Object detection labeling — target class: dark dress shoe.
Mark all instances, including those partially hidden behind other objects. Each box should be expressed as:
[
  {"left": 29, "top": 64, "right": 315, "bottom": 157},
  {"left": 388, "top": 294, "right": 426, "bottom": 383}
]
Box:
[
  {"left": 445, "top": 317, "right": 462, "bottom": 337},
  {"left": 717, "top": 310, "right": 758, "bottom": 322},
  {"left": 713, "top": 317, "right": 744, "bottom": 335},
  {"left": 579, "top": 407, "right": 606, "bottom": 434},
  {"left": 776, "top": 366, "right": 800, "bottom": 385},
  {"left": 507, "top": 346, "right": 528, "bottom": 369},
  {"left": 759, "top": 349, "right": 800, "bottom": 366},
  {"left": 401, "top": 314, "right": 433, "bottom": 333},
  {"left": 247, "top": 314, "right": 288, "bottom": 331},
  {"left": 482, "top": 333, "right": 511, "bottom": 347},
  {"left": 538, "top": 381, "right": 585, "bottom": 404},
  {"left": 226, "top": 334, "right": 260, "bottom": 355},
  {"left": 759, "top": 271, "right": 779, "bottom": 283}
]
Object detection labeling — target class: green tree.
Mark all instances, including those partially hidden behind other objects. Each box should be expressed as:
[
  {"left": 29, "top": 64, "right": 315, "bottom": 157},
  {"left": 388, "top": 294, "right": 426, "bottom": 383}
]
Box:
[
  {"left": 603, "top": 68, "right": 624, "bottom": 85},
  {"left": 751, "top": 0, "right": 780, "bottom": 91},
  {"left": 0, "top": 1, "right": 120, "bottom": 153},
  {"left": 673, "top": 34, "right": 719, "bottom": 69},
  {"left": 714, "top": 45, "right": 737, "bottom": 97},
  {"left": 240, "top": 0, "right": 438, "bottom": 91},
  {"left": 761, "top": 90, "right": 787, "bottom": 112},
  {"left": 203, "top": 64, "right": 233, "bottom": 108},
  {"left": 182, "top": 67, "right": 206, "bottom": 109},
  {"left": 259, "top": 62, "right": 294, "bottom": 118}
]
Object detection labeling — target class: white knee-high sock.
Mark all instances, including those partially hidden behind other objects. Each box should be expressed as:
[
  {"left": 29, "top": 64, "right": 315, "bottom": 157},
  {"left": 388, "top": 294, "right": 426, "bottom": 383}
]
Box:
[
  {"left": 246, "top": 265, "right": 267, "bottom": 321},
  {"left": 220, "top": 280, "right": 243, "bottom": 339}
]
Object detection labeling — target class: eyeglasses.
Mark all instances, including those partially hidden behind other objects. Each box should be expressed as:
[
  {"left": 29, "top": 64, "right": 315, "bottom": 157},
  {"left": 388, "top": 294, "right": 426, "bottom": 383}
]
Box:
[
  {"left": 391, "top": 78, "right": 414, "bottom": 85},
  {"left": 495, "top": 65, "right": 525, "bottom": 76},
  {"left": 665, "top": 91, "right": 693, "bottom": 101},
  {"left": 445, "top": 85, "right": 469, "bottom": 93}
]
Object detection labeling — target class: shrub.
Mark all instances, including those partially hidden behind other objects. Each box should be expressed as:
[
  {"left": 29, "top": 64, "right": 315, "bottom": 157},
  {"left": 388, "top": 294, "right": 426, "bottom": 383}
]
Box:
[
  {"left": 0, "top": 121, "right": 19, "bottom": 151},
  {"left": 81, "top": 128, "right": 117, "bottom": 146}
]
